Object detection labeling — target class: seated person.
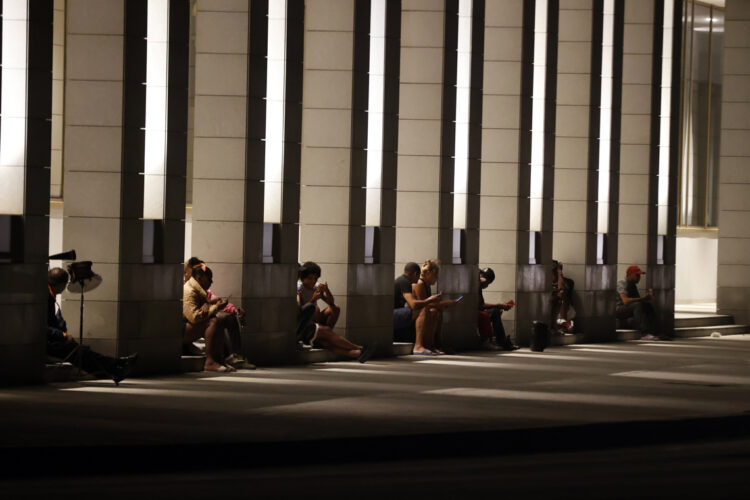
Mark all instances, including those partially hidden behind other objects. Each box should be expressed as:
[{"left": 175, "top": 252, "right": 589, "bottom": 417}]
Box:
[
  {"left": 616, "top": 265, "right": 660, "bottom": 340},
  {"left": 477, "top": 267, "right": 518, "bottom": 351},
  {"left": 411, "top": 259, "right": 460, "bottom": 355},
  {"left": 183, "top": 264, "right": 235, "bottom": 372},
  {"left": 297, "top": 261, "right": 340, "bottom": 328},
  {"left": 296, "top": 262, "right": 374, "bottom": 363},
  {"left": 393, "top": 262, "right": 441, "bottom": 342},
  {"left": 47, "top": 268, "right": 137, "bottom": 384},
  {"left": 184, "top": 258, "right": 253, "bottom": 369},
  {"left": 550, "top": 260, "right": 574, "bottom": 333}
]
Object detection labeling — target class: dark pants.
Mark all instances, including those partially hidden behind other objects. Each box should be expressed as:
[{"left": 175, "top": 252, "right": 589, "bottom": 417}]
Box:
[
  {"left": 218, "top": 312, "right": 242, "bottom": 355},
  {"left": 616, "top": 301, "right": 656, "bottom": 335},
  {"left": 482, "top": 307, "right": 510, "bottom": 346},
  {"left": 47, "top": 339, "right": 116, "bottom": 375}
]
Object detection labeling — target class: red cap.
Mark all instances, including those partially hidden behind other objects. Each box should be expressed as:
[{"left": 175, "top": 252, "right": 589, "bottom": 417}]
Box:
[{"left": 626, "top": 265, "right": 645, "bottom": 276}]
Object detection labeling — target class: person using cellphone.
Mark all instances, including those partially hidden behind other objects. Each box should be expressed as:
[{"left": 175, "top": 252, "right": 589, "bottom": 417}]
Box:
[
  {"left": 477, "top": 267, "right": 519, "bottom": 351},
  {"left": 411, "top": 259, "right": 460, "bottom": 355}
]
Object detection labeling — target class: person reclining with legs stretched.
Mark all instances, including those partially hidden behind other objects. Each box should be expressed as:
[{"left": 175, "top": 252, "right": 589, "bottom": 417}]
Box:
[
  {"left": 183, "top": 264, "right": 235, "bottom": 372},
  {"left": 296, "top": 262, "right": 374, "bottom": 363},
  {"left": 47, "top": 267, "right": 137, "bottom": 384}
]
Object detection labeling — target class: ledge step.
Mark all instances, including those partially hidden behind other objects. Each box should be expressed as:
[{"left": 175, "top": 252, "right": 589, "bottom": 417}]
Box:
[
  {"left": 674, "top": 324, "right": 750, "bottom": 338},
  {"left": 180, "top": 355, "right": 205, "bottom": 373},
  {"left": 616, "top": 329, "right": 641, "bottom": 341},
  {"left": 551, "top": 333, "right": 577, "bottom": 346},
  {"left": 674, "top": 314, "right": 734, "bottom": 328},
  {"left": 392, "top": 342, "right": 415, "bottom": 355}
]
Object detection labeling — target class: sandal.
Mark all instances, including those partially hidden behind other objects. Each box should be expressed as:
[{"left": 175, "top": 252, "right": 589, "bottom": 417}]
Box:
[{"left": 412, "top": 349, "right": 433, "bottom": 356}]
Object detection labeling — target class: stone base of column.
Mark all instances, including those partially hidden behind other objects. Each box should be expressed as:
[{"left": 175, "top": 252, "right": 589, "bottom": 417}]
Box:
[
  {"left": 648, "top": 264, "right": 675, "bottom": 338},
  {"left": 344, "top": 263, "right": 394, "bottom": 357},
  {"left": 437, "top": 264, "right": 480, "bottom": 351},
  {"left": 240, "top": 263, "right": 298, "bottom": 365}
]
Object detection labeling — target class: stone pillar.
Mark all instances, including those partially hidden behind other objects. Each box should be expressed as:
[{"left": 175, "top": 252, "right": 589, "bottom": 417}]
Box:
[
  {"left": 551, "top": 0, "right": 618, "bottom": 340},
  {"left": 192, "top": 0, "right": 300, "bottom": 365},
  {"left": 0, "top": 1, "right": 53, "bottom": 384},
  {"left": 50, "top": 0, "right": 65, "bottom": 198},
  {"left": 63, "top": 0, "right": 188, "bottom": 373},
  {"left": 717, "top": 0, "right": 750, "bottom": 325},
  {"left": 514, "top": 0, "right": 558, "bottom": 345},
  {"left": 298, "top": 0, "right": 356, "bottom": 337},
  {"left": 616, "top": 0, "right": 654, "bottom": 300},
  {"left": 478, "top": 0, "right": 525, "bottom": 343},
  {"left": 395, "top": 2, "right": 445, "bottom": 269}
]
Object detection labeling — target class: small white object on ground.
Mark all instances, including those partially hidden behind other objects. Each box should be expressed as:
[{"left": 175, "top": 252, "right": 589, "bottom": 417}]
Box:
[{"left": 711, "top": 331, "right": 722, "bottom": 338}]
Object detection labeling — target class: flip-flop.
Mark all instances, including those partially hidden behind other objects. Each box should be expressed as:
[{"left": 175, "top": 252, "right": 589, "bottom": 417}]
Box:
[
  {"left": 412, "top": 349, "right": 433, "bottom": 355},
  {"left": 216, "top": 364, "right": 236, "bottom": 372}
]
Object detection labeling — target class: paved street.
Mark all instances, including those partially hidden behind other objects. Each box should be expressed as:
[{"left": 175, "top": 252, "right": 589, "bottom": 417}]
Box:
[{"left": 2, "top": 335, "right": 749, "bottom": 497}]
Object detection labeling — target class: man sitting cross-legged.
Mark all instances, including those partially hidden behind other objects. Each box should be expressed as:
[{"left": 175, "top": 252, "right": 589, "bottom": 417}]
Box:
[
  {"left": 296, "top": 261, "right": 375, "bottom": 363},
  {"left": 183, "top": 264, "right": 235, "bottom": 372}
]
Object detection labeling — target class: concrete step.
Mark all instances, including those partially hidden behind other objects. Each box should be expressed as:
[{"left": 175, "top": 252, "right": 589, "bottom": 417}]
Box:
[
  {"left": 180, "top": 355, "right": 205, "bottom": 373},
  {"left": 551, "top": 333, "right": 577, "bottom": 346},
  {"left": 392, "top": 342, "right": 415, "bottom": 355},
  {"left": 44, "top": 362, "right": 75, "bottom": 383},
  {"left": 616, "top": 329, "right": 641, "bottom": 341},
  {"left": 674, "top": 324, "right": 750, "bottom": 338},
  {"left": 296, "top": 348, "right": 334, "bottom": 364},
  {"left": 674, "top": 314, "right": 734, "bottom": 328}
]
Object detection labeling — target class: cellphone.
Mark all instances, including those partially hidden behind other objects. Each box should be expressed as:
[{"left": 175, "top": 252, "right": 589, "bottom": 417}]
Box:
[{"left": 455, "top": 295, "right": 464, "bottom": 303}]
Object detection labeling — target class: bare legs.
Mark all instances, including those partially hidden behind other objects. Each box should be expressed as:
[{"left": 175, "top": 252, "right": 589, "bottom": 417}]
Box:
[
  {"left": 414, "top": 307, "right": 440, "bottom": 353},
  {"left": 184, "top": 317, "right": 230, "bottom": 371},
  {"left": 316, "top": 304, "right": 341, "bottom": 328},
  {"left": 314, "top": 325, "right": 361, "bottom": 358}
]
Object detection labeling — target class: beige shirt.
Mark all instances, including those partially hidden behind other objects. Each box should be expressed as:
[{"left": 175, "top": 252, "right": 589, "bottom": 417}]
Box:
[{"left": 183, "top": 277, "right": 219, "bottom": 324}]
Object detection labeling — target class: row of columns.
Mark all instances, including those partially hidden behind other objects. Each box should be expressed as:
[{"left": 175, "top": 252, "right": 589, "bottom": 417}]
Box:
[{"left": 2, "top": 0, "right": 694, "bottom": 383}]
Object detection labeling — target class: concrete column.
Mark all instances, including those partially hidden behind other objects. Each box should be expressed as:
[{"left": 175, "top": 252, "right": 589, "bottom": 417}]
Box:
[
  {"left": 514, "top": 0, "right": 558, "bottom": 345},
  {"left": 616, "top": 0, "right": 653, "bottom": 293},
  {"left": 0, "top": 1, "right": 53, "bottom": 384},
  {"left": 479, "top": 0, "right": 525, "bottom": 341},
  {"left": 395, "top": 2, "right": 445, "bottom": 268},
  {"left": 63, "top": 0, "right": 188, "bottom": 373},
  {"left": 298, "top": 0, "right": 356, "bottom": 337},
  {"left": 552, "top": 0, "right": 616, "bottom": 339},
  {"left": 62, "top": 0, "right": 128, "bottom": 358},
  {"left": 50, "top": 0, "right": 65, "bottom": 198},
  {"left": 717, "top": 0, "right": 750, "bottom": 325}
]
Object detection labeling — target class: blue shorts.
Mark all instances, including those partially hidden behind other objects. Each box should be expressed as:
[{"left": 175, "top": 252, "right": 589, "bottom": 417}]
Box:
[{"left": 393, "top": 306, "right": 413, "bottom": 330}]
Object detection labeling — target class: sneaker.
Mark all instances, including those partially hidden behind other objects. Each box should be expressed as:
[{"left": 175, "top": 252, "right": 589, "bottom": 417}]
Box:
[
  {"left": 358, "top": 343, "right": 377, "bottom": 363},
  {"left": 225, "top": 353, "right": 257, "bottom": 370},
  {"left": 112, "top": 352, "right": 138, "bottom": 385},
  {"left": 558, "top": 320, "right": 573, "bottom": 333}
]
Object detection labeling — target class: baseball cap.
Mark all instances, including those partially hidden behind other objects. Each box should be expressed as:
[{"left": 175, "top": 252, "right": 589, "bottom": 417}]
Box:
[
  {"left": 479, "top": 267, "right": 495, "bottom": 283},
  {"left": 626, "top": 265, "right": 645, "bottom": 275}
]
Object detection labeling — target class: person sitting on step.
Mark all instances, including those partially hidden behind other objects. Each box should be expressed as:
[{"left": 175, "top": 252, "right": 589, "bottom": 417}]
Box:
[
  {"left": 616, "top": 265, "right": 661, "bottom": 341},
  {"left": 296, "top": 261, "right": 374, "bottom": 363},
  {"left": 411, "top": 259, "right": 460, "bottom": 355},
  {"left": 393, "top": 261, "right": 441, "bottom": 343},
  {"left": 183, "top": 258, "right": 254, "bottom": 370},
  {"left": 477, "top": 267, "right": 519, "bottom": 351},
  {"left": 183, "top": 263, "right": 235, "bottom": 372},
  {"left": 550, "top": 260, "right": 574, "bottom": 334},
  {"left": 47, "top": 267, "right": 137, "bottom": 384}
]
